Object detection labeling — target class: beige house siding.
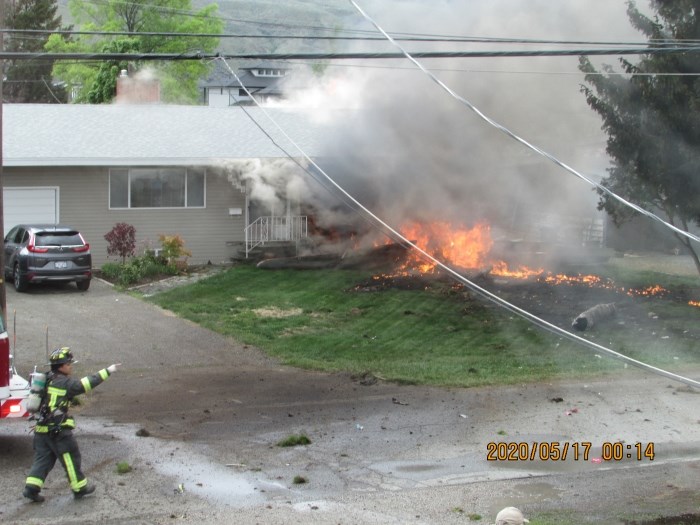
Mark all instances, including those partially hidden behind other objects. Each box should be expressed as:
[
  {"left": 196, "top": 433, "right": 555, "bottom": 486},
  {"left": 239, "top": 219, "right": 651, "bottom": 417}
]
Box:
[{"left": 3, "top": 167, "right": 246, "bottom": 267}]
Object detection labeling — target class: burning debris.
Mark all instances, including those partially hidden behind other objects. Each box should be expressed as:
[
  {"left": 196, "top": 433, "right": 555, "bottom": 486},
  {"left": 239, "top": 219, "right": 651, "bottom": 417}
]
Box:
[
  {"left": 256, "top": 219, "right": 696, "bottom": 329},
  {"left": 571, "top": 303, "right": 617, "bottom": 331}
]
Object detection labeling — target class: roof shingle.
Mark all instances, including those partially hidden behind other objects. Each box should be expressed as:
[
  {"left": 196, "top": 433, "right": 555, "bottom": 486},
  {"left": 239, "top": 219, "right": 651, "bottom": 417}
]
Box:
[{"left": 4, "top": 104, "right": 329, "bottom": 167}]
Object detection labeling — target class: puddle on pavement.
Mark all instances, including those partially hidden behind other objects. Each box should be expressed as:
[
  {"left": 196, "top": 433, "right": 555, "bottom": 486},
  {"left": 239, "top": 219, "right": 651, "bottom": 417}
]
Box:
[
  {"left": 157, "top": 458, "right": 275, "bottom": 505},
  {"left": 513, "top": 481, "right": 564, "bottom": 500},
  {"left": 88, "top": 419, "right": 285, "bottom": 506}
]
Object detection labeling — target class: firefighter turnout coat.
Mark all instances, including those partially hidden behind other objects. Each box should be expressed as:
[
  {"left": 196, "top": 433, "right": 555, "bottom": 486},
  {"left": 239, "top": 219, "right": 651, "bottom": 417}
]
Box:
[{"left": 25, "top": 367, "right": 113, "bottom": 495}]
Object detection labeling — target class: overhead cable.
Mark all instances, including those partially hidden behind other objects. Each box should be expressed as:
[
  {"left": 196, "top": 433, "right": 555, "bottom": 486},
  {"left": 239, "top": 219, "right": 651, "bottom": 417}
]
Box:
[
  {"left": 301, "top": 60, "right": 700, "bottom": 77},
  {"left": 6, "top": 28, "right": 700, "bottom": 47},
  {"left": 4, "top": 44, "right": 700, "bottom": 62},
  {"left": 349, "top": 0, "right": 700, "bottom": 246},
  {"left": 216, "top": 56, "right": 699, "bottom": 390}
]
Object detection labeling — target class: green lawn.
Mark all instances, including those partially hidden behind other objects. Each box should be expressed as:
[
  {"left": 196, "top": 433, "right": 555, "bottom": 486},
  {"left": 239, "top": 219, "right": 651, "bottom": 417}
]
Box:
[{"left": 146, "top": 264, "right": 700, "bottom": 387}]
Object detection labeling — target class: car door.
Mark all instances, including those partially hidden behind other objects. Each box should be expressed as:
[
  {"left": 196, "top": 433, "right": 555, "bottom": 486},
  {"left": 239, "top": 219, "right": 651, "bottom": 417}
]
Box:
[
  {"left": 4, "top": 227, "right": 28, "bottom": 275},
  {"left": 3, "top": 226, "right": 19, "bottom": 275}
]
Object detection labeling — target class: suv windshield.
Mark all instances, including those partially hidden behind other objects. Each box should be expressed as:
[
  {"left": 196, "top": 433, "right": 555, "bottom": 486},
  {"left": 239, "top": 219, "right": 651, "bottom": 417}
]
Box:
[{"left": 35, "top": 232, "right": 84, "bottom": 247}]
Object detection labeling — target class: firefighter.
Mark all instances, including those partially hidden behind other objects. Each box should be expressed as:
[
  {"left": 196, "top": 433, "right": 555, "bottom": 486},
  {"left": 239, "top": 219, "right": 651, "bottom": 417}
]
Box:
[{"left": 22, "top": 347, "right": 120, "bottom": 503}]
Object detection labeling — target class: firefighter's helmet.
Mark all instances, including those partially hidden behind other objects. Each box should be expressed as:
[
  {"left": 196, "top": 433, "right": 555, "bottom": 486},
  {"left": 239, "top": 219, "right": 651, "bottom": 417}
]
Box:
[{"left": 49, "top": 347, "right": 74, "bottom": 366}]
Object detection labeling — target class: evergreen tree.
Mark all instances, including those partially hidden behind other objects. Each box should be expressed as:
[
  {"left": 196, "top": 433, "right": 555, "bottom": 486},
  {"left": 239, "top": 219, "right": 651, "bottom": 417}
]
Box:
[
  {"left": 579, "top": 0, "right": 700, "bottom": 274},
  {"left": 5, "top": 0, "right": 67, "bottom": 103}
]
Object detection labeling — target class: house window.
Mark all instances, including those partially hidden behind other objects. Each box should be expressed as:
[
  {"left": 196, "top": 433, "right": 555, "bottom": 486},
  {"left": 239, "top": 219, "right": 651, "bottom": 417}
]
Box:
[{"left": 109, "top": 168, "right": 206, "bottom": 209}]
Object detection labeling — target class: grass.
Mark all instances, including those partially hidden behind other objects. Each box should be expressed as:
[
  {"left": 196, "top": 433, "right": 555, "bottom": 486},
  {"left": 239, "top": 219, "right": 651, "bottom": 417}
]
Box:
[
  {"left": 146, "top": 263, "right": 700, "bottom": 388},
  {"left": 277, "top": 434, "right": 312, "bottom": 447},
  {"left": 115, "top": 461, "right": 133, "bottom": 474}
]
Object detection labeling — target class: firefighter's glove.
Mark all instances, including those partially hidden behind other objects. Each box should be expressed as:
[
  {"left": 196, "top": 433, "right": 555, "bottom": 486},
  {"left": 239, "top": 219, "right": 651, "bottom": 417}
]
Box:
[{"left": 107, "top": 363, "right": 121, "bottom": 374}]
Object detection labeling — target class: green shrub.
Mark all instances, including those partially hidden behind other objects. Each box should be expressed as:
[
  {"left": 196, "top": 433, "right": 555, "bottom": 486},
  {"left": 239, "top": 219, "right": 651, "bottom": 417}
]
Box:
[
  {"left": 118, "top": 262, "right": 143, "bottom": 286},
  {"left": 101, "top": 252, "right": 178, "bottom": 287},
  {"left": 100, "top": 262, "right": 122, "bottom": 281}
]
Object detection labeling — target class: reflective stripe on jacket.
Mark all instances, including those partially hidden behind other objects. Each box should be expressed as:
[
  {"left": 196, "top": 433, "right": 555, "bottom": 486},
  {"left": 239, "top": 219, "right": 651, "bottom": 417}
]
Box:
[{"left": 37, "top": 368, "right": 111, "bottom": 432}]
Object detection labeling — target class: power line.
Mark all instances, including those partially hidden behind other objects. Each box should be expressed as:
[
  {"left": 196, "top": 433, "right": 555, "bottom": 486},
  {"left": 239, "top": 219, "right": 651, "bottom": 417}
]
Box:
[
  {"left": 6, "top": 57, "right": 700, "bottom": 79},
  {"left": 45, "top": 0, "right": 700, "bottom": 47},
  {"left": 6, "top": 28, "right": 700, "bottom": 48},
  {"left": 4, "top": 44, "right": 700, "bottom": 62},
  {"left": 301, "top": 60, "right": 700, "bottom": 77}
]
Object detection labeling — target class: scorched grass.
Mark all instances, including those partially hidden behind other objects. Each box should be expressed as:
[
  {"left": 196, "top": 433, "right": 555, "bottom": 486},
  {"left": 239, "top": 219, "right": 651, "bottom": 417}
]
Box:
[{"left": 146, "top": 264, "right": 699, "bottom": 387}]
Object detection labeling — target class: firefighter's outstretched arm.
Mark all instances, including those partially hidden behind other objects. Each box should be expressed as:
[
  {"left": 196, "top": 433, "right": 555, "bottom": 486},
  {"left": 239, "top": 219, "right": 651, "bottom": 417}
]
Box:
[{"left": 69, "top": 363, "right": 121, "bottom": 397}]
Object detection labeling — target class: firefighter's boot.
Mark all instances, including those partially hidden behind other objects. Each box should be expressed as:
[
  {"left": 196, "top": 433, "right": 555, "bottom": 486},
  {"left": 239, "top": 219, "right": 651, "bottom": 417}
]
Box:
[
  {"left": 23, "top": 487, "right": 45, "bottom": 503},
  {"left": 73, "top": 484, "right": 96, "bottom": 499}
]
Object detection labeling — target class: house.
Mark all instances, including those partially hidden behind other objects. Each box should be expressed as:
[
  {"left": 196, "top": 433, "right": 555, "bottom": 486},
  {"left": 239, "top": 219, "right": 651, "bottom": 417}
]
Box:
[
  {"left": 200, "top": 61, "right": 295, "bottom": 107},
  {"left": 2, "top": 103, "right": 328, "bottom": 267}
]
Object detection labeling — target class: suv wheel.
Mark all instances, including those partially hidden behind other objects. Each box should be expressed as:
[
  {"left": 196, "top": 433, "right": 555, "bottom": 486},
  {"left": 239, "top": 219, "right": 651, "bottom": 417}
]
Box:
[
  {"left": 76, "top": 279, "right": 91, "bottom": 291},
  {"left": 13, "top": 264, "right": 28, "bottom": 292}
]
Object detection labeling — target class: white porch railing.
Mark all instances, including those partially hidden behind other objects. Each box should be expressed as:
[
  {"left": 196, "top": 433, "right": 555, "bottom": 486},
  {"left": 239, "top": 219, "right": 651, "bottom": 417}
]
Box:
[{"left": 245, "top": 216, "right": 308, "bottom": 258}]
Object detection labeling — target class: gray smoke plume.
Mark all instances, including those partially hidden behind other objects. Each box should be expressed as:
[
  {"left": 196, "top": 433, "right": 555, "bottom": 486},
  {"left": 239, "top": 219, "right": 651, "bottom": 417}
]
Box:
[{"left": 234, "top": 0, "right": 645, "bottom": 254}]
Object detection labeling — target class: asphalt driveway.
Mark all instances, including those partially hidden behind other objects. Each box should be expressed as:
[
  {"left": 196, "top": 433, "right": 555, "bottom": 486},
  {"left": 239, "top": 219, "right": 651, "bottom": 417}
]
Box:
[{"left": 0, "top": 278, "right": 699, "bottom": 525}]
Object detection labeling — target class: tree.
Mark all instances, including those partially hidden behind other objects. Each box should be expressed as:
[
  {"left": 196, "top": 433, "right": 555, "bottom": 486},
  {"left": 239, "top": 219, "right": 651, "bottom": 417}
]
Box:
[
  {"left": 87, "top": 38, "right": 141, "bottom": 103},
  {"left": 105, "top": 223, "right": 136, "bottom": 264},
  {"left": 4, "top": 0, "right": 67, "bottom": 103},
  {"left": 46, "top": 0, "right": 223, "bottom": 103},
  {"left": 579, "top": 0, "right": 700, "bottom": 274}
]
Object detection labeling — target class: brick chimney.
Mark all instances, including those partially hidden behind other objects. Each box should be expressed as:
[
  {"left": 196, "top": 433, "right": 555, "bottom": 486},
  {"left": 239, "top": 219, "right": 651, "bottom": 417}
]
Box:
[{"left": 116, "top": 69, "right": 161, "bottom": 104}]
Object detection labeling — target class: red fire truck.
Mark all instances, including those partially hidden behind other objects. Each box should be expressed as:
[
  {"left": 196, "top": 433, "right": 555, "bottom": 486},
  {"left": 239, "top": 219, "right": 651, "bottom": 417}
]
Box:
[{"left": 0, "top": 316, "right": 30, "bottom": 420}]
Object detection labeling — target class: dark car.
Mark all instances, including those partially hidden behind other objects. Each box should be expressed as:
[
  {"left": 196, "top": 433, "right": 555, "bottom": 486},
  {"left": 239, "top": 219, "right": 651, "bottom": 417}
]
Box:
[{"left": 3, "top": 224, "right": 92, "bottom": 292}]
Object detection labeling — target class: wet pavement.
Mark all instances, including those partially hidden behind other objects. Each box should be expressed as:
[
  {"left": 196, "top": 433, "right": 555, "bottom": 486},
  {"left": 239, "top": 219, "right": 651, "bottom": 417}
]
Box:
[{"left": 0, "top": 274, "right": 698, "bottom": 524}]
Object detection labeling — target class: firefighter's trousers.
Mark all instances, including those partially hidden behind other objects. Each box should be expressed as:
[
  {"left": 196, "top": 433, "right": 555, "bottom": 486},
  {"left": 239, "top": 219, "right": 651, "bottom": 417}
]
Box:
[{"left": 25, "top": 429, "right": 89, "bottom": 495}]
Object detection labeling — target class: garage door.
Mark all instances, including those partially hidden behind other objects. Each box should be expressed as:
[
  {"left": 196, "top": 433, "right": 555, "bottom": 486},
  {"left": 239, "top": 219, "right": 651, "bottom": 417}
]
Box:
[{"left": 2, "top": 187, "right": 59, "bottom": 237}]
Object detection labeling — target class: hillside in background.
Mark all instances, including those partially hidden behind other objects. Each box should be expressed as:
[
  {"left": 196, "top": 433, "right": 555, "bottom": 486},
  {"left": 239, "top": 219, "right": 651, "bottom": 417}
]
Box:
[
  {"left": 194, "top": 0, "right": 357, "bottom": 57},
  {"left": 54, "top": 0, "right": 358, "bottom": 56}
]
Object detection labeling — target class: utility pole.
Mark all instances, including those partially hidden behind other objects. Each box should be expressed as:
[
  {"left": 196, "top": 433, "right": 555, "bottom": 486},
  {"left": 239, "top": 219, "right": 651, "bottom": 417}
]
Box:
[{"left": 0, "top": 0, "right": 6, "bottom": 324}]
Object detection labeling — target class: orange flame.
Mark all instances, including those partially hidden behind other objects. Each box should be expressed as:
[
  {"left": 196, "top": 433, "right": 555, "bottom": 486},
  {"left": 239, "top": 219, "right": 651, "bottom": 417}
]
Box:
[
  {"left": 490, "top": 261, "right": 544, "bottom": 279},
  {"left": 627, "top": 285, "right": 668, "bottom": 297},
  {"left": 397, "top": 221, "right": 494, "bottom": 272},
  {"left": 541, "top": 273, "right": 611, "bottom": 287},
  {"left": 375, "top": 221, "right": 678, "bottom": 303},
  {"left": 689, "top": 300, "right": 700, "bottom": 308}
]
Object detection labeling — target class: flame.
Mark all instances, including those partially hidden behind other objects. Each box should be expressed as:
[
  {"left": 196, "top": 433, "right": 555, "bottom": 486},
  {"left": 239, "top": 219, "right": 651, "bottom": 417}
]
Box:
[
  {"left": 490, "top": 261, "right": 544, "bottom": 279},
  {"left": 627, "top": 285, "right": 668, "bottom": 297},
  {"left": 689, "top": 300, "right": 700, "bottom": 308},
  {"left": 371, "top": 220, "right": 678, "bottom": 303},
  {"left": 396, "top": 221, "right": 494, "bottom": 272},
  {"left": 542, "top": 274, "right": 609, "bottom": 286}
]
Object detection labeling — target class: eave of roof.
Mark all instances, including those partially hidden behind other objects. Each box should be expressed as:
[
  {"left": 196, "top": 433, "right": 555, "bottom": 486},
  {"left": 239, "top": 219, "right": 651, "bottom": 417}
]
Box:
[{"left": 3, "top": 104, "right": 331, "bottom": 167}]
